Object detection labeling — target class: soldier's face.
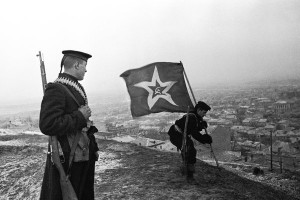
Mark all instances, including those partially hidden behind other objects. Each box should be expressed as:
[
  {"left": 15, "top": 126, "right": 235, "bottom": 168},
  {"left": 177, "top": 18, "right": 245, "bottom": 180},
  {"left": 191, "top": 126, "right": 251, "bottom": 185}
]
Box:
[
  {"left": 197, "top": 109, "right": 207, "bottom": 118},
  {"left": 76, "top": 61, "right": 87, "bottom": 80}
]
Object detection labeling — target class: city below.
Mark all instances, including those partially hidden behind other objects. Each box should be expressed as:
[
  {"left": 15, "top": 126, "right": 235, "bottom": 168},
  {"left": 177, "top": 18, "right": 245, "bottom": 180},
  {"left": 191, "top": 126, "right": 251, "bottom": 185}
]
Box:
[{"left": 1, "top": 78, "right": 300, "bottom": 172}]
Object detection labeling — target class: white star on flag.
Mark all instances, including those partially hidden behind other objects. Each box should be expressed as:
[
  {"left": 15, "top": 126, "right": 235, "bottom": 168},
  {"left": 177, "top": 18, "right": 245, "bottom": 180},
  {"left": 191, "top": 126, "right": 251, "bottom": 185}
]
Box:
[{"left": 134, "top": 66, "right": 178, "bottom": 109}]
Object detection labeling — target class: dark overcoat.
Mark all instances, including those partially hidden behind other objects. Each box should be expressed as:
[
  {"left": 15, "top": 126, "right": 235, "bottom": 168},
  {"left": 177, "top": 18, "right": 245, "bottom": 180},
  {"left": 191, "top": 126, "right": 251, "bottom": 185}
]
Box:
[
  {"left": 39, "top": 73, "right": 99, "bottom": 200},
  {"left": 167, "top": 112, "right": 211, "bottom": 164}
]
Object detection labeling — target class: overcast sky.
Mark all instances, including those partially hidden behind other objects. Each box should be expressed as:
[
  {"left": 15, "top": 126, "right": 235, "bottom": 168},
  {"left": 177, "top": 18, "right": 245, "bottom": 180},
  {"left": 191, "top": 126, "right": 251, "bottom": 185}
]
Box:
[{"left": 0, "top": 0, "right": 299, "bottom": 105}]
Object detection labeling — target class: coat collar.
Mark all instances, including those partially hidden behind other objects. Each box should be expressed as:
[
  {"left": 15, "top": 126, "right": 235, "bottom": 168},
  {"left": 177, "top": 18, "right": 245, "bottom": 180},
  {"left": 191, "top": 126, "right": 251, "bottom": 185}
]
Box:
[
  {"left": 58, "top": 73, "right": 78, "bottom": 83},
  {"left": 191, "top": 111, "right": 203, "bottom": 121}
]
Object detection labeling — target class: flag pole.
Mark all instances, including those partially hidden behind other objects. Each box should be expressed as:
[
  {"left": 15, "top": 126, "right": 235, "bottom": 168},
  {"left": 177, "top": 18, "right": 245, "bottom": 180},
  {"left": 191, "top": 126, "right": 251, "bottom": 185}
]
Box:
[
  {"left": 180, "top": 61, "right": 197, "bottom": 105},
  {"left": 180, "top": 61, "right": 220, "bottom": 170},
  {"left": 179, "top": 61, "right": 195, "bottom": 178},
  {"left": 181, "top": 106, "right": 190, "bottom": 177}
]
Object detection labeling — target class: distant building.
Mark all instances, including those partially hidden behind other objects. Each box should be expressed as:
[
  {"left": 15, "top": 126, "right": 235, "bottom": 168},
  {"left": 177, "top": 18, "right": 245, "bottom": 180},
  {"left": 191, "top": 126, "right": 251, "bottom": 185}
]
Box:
[
  {"left": 207, "top": 118, "right": 219, "bottom": 125},
  {"left": 272, "top": 141, "right": 298, "bottom": 154},
  {"left": 224, "top": 114, "right": 237, "bottom": 122},
  {"left": 207, "top": 118, "right": 233, "bottom": 127},
  {"left": 265, "top": 124, "right": 275, "bottom": 131},
  {"left": 106, "top": 123, "right": 139, "bottom": 134},
  {"left": 237, "top": 106, "right": 249, "bottom": 114},
  {"left": 257, "top": 119, "right": 267, "bottom": 127},
  {"left": 111, "top": 135, "right": 136, "bottom": 143},
  {"left": 158, "top": 141, "right": 177, "bottom": 152},
  {"left": 274, "top": 100, "right": 293, "bottom": 114},
  {"left": 132, "top": 137, "right": 149, "bottom": 146},
  {"left": 277, "top": 120, "right": 289, "bottom": 130},
  {"left": 238, "top": 140, "right": 265, "bottom": 151},
  {"left": 132, "top": 137, "right": 164, "bottom": 147},
  {"left": 255, "top": 97, "right": 273, "bottom": 108},
  {"left": 242, "top": 118, "right": 252, "bottom": 126}
]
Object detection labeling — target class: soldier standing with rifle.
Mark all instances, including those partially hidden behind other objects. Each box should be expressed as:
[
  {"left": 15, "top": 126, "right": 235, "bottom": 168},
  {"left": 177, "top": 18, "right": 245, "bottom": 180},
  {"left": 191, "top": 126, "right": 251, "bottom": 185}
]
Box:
[{"left": 39, "top": 50, "right": 99, "bottom": 200}]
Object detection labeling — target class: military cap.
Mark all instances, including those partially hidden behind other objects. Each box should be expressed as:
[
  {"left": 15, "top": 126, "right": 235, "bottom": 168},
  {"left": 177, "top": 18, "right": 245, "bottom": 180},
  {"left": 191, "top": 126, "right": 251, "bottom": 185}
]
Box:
[
  {"left": 62, "top": 50, "right": 92, "bottom": 61},
  {"left": 60, "top": 50, "right": 92, "bottom": 73},
  {"left": 194, "top": 101, "right": 211, "bottom": 111}
]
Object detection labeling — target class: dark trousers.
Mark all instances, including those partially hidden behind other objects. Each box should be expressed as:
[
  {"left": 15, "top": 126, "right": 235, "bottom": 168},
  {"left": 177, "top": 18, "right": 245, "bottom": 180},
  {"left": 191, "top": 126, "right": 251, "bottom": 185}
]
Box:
[
  {"left": 168, "top": 125, "right": 197, "bottom": 164},
  {"left": 40, "top": 154, "right": 96, "bottom": 200},
  {"left": 67, "top": 160, "right": 95, "bottom": 200}
]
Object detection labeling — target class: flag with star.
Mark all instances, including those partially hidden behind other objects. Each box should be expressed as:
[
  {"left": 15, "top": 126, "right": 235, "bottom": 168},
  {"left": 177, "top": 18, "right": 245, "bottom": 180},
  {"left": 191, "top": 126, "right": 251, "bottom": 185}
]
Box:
[{"left": 120, "top": 62, "right": 194, "bottom": 117}]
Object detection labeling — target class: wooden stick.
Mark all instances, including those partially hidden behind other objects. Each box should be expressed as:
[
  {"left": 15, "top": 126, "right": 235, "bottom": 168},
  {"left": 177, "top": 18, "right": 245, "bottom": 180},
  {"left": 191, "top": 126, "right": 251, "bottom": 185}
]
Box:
[{"left": 205, "top": 129, "right": 220, "bottom": 169}]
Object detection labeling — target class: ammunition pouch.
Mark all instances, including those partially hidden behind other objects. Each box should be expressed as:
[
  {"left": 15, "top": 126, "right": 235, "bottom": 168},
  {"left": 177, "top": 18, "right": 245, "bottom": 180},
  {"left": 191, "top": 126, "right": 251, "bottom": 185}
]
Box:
[
  {"left": 67, "top": 130, "right": 90, "bottom": 162},
  {"left": 168, "top": 125, "right": 183, "bottom": 149}
]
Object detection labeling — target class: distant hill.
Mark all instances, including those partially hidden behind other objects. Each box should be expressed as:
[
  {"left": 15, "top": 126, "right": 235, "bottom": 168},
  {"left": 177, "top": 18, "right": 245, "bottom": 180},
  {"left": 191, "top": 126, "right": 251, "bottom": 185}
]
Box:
[{"left": 0, "top": 103, "right": 40, "bottom": 118}]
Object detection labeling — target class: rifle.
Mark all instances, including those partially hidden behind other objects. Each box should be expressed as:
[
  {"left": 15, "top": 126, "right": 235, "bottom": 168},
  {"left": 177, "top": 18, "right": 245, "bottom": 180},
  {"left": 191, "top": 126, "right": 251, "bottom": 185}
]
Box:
[
  {"left": 181, "top": 106, "right": 190, "bottom": 176},
  {"left": 37, "top": 51, "right": 78, "bottom": 200}
]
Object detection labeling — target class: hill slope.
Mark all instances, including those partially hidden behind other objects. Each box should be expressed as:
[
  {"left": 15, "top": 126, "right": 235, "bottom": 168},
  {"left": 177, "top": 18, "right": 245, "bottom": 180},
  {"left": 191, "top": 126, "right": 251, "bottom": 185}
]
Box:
[{"left": 0, "top": 135, "right": 299, "bottom": 200}]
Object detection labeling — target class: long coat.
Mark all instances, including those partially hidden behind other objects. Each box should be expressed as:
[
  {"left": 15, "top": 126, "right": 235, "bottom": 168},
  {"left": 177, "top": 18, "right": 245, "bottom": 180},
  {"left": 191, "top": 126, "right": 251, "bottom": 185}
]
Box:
[{"left": 39, "top": 73, "right": 99, "bottom": 200}]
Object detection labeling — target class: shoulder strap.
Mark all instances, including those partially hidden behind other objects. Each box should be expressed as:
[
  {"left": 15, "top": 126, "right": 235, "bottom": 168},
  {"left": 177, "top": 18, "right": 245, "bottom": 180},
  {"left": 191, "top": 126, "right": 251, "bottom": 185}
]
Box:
[
  {"left": 56, "top": 83, "right": 81, "bottom": 107},
  {"left": 184, "top": 113, "right": 199, "bottom": 128},
  {"left": 55, "top": 83, "right": 83, "bottom": 175},
  {"left": 183, "top": 113, "right": 198, "bottom": 122},
  {"left": 67, "top": 131, "right": 82, "bottom": 176}
]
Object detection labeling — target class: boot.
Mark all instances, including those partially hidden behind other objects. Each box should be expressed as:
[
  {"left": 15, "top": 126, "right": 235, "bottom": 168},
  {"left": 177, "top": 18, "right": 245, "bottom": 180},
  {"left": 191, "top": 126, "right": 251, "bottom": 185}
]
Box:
[
  {"left": 187, "top": 171, "right": 198, "bottom": 184},
  {"left": 180, "top": 164, "right": 187, "bottom": 176},
  {"left": 186, "top": 164, "right": 197, "bottom": 185},
  {"left": 187, "top": 164, "right": 195, "bottom": 173}
]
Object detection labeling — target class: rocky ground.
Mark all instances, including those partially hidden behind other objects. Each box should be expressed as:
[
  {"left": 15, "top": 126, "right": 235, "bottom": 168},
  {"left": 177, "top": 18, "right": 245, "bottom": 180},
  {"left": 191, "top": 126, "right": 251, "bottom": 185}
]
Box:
[{"left": 0, "top": 133, "right": 300, "bottom": 200}]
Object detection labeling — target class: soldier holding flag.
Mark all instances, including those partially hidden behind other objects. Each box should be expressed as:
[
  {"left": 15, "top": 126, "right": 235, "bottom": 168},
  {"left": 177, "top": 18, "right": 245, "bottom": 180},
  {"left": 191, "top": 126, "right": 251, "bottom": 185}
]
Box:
[
  {"left": 168, "top": 101, "right": 212, "bottom": 183},
  {"left": 121, "top": 62, "right": 214, "bottom": 184}
]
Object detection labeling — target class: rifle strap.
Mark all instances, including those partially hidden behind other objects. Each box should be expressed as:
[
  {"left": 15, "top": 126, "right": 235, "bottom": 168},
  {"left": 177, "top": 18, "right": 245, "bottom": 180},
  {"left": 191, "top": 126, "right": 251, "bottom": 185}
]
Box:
[
  {"left": 67, "top": 131, "right": 82, "bottom": 176},
  {"left": 56, "top": 83, "right": 84, "bottom": 176},
  {"left": 56, "top": 83, "right": 81, "bottom": 107}
]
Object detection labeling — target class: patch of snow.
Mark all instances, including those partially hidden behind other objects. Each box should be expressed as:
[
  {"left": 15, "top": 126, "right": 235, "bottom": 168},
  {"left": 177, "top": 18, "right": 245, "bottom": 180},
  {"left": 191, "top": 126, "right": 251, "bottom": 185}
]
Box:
[
  {"left": 0, "top": 129, "right": 18, "bottom": 136},
  {"left": 111, "top": 135, "right": 136, "bottom": 143},
  {"left": 95, "top": 152, "right": 122, "bottom": 173},
  {"left": 22, "top": 131, "right": 43, "bottom": 135},
  {"left": 0, "top": 140, "right": 26, "bottom": 146}
]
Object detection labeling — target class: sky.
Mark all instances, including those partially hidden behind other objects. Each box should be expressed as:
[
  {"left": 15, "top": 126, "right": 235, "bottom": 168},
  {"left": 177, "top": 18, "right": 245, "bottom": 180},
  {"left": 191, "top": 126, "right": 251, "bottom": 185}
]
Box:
[{"left": 0, "top": 0, "right": 299, "bottom": 105}]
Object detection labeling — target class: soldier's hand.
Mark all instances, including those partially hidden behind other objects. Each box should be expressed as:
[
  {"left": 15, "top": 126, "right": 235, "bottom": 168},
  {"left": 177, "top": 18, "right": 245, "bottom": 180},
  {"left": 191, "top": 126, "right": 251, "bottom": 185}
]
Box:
[
  {"left": 78, "top": 105, "right": 91, "bottom": 120},
  {"left": 201, "top": 121, "right": 208, "bottom": 129},
  {"left": 203, "top": 134, "right": 212, "bottom": 144}
]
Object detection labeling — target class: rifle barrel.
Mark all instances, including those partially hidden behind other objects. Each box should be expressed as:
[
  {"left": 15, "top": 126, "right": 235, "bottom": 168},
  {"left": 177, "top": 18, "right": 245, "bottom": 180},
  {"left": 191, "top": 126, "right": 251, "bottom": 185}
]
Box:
[{"left": 37, "top": 51, "right": 47, "bottom": 93}]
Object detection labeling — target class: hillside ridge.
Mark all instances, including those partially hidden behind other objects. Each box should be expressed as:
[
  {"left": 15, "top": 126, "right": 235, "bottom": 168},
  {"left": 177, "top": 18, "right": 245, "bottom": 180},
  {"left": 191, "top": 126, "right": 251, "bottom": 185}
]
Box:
[{"left": 0, "top": 134, "right": 299, "bottom": 200}]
